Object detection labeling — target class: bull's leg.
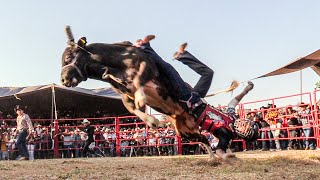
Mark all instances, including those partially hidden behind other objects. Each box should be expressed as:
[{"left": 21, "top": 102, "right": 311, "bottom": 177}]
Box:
[
  {"left": 213, "top": 127, "right": 235, "bottom": 161},
  {"left": 183, "top": 133, "right": 216, "bottom": 162},
  {"left": 114, "top": 87, "right": 159, "bottom": 129},
  {"left": 122, "top": 94, "right": 159, "bottom": 129},
  {"left": 133, "top": 109, "right": 159, "bottom": 129},
  {"left": 132, "top": 61, "right": 148, "bottom": 109},
  {"left": 201, "top": 143, "right": 216, "bottom": 162}
]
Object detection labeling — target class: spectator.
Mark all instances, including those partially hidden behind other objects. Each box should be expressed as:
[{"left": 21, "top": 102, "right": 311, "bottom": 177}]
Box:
[
  {"left": 40, "top": 127, "right": 53, "bottom": 159},
  {"left": 15, "top": 105, "right": 33, "bottom": 160},
  {"left": 298, "top": 103, "right": 315, "bottom": 150},
  {"left": 35, "top": 124, "right": 42, "bottom": 136},
  {"left": 0, "top": 132, "right": 9, "bottom": 160},
  {"left": 27, "top": 130, "right": 36, "bottom": 160},
  {"left": 166, "top": 126, "right": 176, "bottom": 155},
  {"left": 259, "top": 106, "right": 274, "bottom": 151},
  {"left": 245, "top": 112, "right": 258, "bottom": 150},
  {"left": 277, "top": 108, "right": 287, "bottom": 149},
  {"left": 147, "top": 131, "right": 157, "bottom": 156},
  {"left": 287, "top": 110, "right": 300, "bottom": 150},
  {"left": 265, "top": 105, "right": 281, "bottom": 151},
  {"left": 62, "top": 128, "right": 73, "bottom": 158},
  {"left": 73, "top": 129, "right": 83, "bottom": 158}
]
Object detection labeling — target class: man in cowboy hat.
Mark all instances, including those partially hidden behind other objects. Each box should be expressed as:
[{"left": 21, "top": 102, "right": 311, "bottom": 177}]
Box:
[
  {"left": 15, "top": 105, "right": 33, "bottom": 160},
  {"left": 81, "top": 119, "right": 95, "bottom": 157}
]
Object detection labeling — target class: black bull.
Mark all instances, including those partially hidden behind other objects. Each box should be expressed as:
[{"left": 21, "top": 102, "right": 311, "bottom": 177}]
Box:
[{"left": 60, "top": 26, "right": 258, "bottom": 161}]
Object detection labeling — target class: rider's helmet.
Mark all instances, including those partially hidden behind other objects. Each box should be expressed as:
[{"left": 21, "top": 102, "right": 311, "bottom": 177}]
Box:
[{"left": 233, "top": 118, "right": 260, "bottom": 142}]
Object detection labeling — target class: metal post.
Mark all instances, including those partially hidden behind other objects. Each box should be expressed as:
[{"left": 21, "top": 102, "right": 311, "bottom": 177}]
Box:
[
  {"left": 115, "top": 117, "right": 120, "bottom": 157},
  {"left": 300, "top": 70, "right": 303, "bottom": 102},
  {"left": 54, "top": 119, "right": 59, "bottom": 158},
  {"left": 51, "top": 85, "right": 59, "bottom": 158},
  {"left": 313, "top": 91, "right": 320, "bottom": 149},
  {"left": 177, "top": 136, "right": 182, "bottom": 155}
]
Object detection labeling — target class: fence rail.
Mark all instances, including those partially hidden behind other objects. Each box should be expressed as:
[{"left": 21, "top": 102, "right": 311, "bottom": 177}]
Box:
[{"left": 0, "top": 90, "right": 319, "bottom": 159}]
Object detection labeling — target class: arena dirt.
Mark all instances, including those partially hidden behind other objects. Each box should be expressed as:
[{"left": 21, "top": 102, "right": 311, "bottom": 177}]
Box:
[{"left": 0, "top": 150, "right": 319, "bottom": 180}]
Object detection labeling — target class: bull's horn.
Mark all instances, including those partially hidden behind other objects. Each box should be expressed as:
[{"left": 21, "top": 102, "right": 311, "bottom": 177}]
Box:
[{"left": 65, "top": 25, "right": 74, "bottom": 44}]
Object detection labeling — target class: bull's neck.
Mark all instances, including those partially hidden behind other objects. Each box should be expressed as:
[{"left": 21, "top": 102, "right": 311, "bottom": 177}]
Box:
[{"left": 84, "top": 61, "right": 107, "bottom": 82}]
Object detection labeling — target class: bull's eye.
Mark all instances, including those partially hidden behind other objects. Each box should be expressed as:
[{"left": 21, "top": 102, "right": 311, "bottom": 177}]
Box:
[{"left": 64, "top": 58, "right": 71, "bottom": 63}]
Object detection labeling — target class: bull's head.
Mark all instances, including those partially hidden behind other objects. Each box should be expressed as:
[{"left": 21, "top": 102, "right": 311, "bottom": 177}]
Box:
[{"left": 61, "top": 26, "right": 88, "bottom": 87}]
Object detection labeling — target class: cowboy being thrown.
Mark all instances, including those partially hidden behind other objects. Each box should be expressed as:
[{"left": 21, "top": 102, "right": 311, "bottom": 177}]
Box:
[
  {"left": 134, "top": 36, "right": 253, "bottom": 115},
  {"left": 134, "top": 36, "right": 208, "bottom": 113},
  {"left": 135, "top": 36, "right": 255, "bottom": 159}
]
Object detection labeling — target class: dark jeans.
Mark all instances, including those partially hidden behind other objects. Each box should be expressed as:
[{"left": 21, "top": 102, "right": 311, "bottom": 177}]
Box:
[
  {"left": 303, "top": 128, "right": 315, "bottom": 149},
  {"left": 288, "top": 128, "right": 299, "bottom": 149},
  {"left": 142, "top": 43, "right": 195, "bottom": 101},
  {"left": 16, "top": 129, "right": 29, "bottom": 157},
  {"left": 177, "top": 51, "right": 214, "bottom": 98},
  {"left": 63, "top": 145, "right": 73, "bottom": 158},
  {"left": 82, "top": 138, "right": 94, "bottom": 157},
  {"left": 261, "top": 129, "right": 275, "bottom": 150}
]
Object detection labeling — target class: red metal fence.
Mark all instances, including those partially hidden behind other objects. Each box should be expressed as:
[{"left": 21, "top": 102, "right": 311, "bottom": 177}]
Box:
[{"left": 0, "top": 91, "right": 319, "bottom": 159}]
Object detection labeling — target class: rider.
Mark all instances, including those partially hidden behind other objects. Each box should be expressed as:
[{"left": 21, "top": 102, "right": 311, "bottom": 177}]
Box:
[
  {"left": 135, "top": 36, "right": 205, "bottom": 112},
  {"left": 173, "top": 42, "right": 214, "bottom": 98},
  {"left": 137, "top": 36, "right": 254, "bottom": 159},
  {"left": 173, "top": 43, "right": 255, "bottom": 159},
  {"left": 173, "top": 42, "right": 254, "bottom": 111}
]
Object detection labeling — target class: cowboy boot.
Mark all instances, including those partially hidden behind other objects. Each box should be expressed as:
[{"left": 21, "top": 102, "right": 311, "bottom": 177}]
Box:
[
  {"left": 173, "top": 42, "right": 188, "bottom": 59},
  {"left": 143, "top": 35, "right": 155, "bottom": 43}
]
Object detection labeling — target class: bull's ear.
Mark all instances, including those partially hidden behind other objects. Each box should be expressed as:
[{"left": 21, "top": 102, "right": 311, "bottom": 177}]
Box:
[{"left": 77, "top": 37, "right": 87, "bottom": 48}]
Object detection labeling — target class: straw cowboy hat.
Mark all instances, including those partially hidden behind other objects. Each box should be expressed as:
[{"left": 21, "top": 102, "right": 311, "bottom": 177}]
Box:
[{"left": 82, "top": 119, "right": 90, "bottom": 124}]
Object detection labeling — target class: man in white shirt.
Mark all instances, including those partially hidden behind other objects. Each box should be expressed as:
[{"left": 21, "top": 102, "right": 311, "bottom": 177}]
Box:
[{"left": 15, "top": 105, "right": 33, "bottom": 160}]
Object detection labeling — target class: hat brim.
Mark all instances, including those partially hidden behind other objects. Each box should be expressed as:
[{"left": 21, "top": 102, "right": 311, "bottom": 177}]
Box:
[{"left": 299, "top": 104, "right": 308, "bottom": 107}]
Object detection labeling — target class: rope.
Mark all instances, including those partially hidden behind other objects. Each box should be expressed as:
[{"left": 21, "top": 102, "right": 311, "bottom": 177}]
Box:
[{"left": 205, "top": 78, "right": 256, "bottom": 98}]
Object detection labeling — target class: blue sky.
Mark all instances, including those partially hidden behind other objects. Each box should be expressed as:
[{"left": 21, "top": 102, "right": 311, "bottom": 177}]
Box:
[{"left": 0, "top": 1, "right": 319, "bottom": 108}]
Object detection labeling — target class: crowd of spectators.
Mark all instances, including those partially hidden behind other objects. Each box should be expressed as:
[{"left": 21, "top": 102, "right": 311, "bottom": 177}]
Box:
[
  {"left": 241, "top": 102, "right": 316, "bottom": 151},
  {"left": 0, "top": 101, "right": 318, "bottom": 160}
]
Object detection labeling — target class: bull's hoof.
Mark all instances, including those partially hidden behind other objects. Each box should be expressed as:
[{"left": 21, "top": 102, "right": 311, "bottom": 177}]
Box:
[
  {"left": 222, "top": 153, "right": 236, "bottom": 160},
  {"left": 221, "top": 153, "right": 239, "bottom": 165},
  {"left": 207, "top": 156, "right": 218, "bottom": 163}
]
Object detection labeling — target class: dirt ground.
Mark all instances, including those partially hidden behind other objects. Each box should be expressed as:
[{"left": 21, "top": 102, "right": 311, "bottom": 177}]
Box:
[{"left": 0, "top": 150, "right": 319, "bottom": 180}]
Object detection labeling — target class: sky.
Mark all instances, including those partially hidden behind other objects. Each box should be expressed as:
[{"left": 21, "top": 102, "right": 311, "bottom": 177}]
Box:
[{"left": 0, "top": 1, "right": 320, "bottom": 109}]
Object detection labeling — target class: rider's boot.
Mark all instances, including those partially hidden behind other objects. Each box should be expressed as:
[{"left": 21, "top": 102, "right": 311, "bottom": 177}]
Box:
[
  {"left": 134, "top": 35, "right": 155, "bottom": 47},
  {"left": 238, "top": 81, "right": 253, "bottom": 98},
  {"left": 173, "top": 42, "right": 188, "bottom": 60}
]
